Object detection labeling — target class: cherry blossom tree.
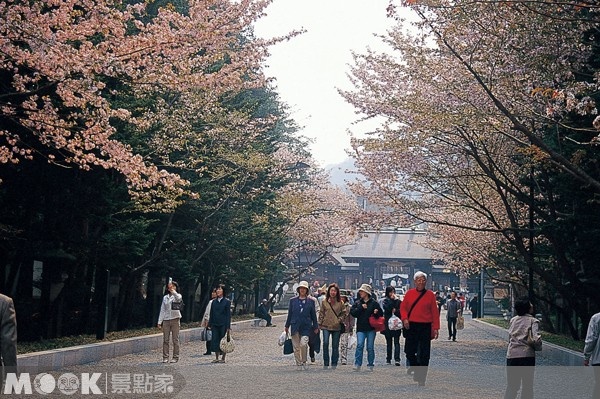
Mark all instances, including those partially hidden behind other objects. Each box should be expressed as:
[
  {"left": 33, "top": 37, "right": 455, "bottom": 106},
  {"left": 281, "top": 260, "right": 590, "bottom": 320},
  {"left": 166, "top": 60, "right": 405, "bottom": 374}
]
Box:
[
  {"left": 342, "top": 0, "right": 600, "bottom": 336},
  {"left": 0, "top": 0, "right": 275, "bottom": 209}
]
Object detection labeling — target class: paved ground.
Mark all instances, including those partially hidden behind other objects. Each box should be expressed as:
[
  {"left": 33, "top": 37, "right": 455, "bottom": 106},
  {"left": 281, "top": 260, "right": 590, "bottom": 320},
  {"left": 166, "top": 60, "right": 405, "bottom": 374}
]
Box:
[{"left": 39, "top": 312, "right": 595, "bottom": 398}]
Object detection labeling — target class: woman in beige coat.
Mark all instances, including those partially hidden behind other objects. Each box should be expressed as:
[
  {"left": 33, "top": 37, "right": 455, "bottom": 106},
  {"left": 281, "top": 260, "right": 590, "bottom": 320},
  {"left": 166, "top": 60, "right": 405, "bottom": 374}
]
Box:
[
  {"left": 317, "top": 283, "right": 347, "bottom": 369},
  {"left": 504, "top": 297, "right": 542, "bottom": 399}
]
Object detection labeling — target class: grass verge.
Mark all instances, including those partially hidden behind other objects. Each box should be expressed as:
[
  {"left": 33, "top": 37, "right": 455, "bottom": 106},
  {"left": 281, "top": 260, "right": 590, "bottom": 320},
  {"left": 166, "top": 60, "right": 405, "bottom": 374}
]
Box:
[
  {"left": 18, "top": 313, "right": 269, "bottom": 355},
  {"left": 479, "top": 317, "right": 584, "bottom": 352}
]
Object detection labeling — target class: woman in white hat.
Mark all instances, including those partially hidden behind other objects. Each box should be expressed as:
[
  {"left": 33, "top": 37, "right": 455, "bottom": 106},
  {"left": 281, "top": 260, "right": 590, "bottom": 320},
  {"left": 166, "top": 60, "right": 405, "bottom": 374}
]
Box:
[
  {"left": 349, "top": 283, "right": 382, "bottom": 372},
  {"left": 285, "top": 281, "right": 319, "bottom": 370}
]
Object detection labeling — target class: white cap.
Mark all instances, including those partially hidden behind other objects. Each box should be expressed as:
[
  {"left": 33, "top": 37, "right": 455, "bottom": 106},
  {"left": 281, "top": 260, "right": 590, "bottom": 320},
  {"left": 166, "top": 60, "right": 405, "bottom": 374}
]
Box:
[{"left": 413, "top": 271, "right": 427, "bottom": 280}]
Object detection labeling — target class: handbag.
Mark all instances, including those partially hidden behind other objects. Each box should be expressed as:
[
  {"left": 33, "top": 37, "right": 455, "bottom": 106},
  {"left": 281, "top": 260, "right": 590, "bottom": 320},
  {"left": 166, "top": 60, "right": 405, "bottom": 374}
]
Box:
[
  {"left": 200, "top": 328, "right": 212, "bottom": 342},
  {"left": 402, "top": 289, "right": 427, "bottom": 337},
  {"left": 457, "top": 314, "right": 464, "bottom": 330},
  {"left": 171, "top": 300, "right": 184, "bottom": 311},
  {"left": 283, "top": 334, "right": 294, "bottom": 355},
  {"left": 369, "top": 315, "right": 385, "bottom": 332},
  {"left": 219, "top": 331, "right": 235, "bottom": 353}
]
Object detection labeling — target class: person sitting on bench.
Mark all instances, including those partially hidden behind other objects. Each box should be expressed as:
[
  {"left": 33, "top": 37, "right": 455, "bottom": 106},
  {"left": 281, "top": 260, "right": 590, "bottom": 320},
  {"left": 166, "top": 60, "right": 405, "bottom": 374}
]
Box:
[{"left": 256, "top": 299, "right": 275, "bottom": 327}]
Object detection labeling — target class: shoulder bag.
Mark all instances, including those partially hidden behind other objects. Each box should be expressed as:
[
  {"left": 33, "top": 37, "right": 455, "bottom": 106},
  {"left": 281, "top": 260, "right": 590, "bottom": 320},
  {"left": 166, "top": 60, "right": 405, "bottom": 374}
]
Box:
[
  {"left": 402, "top": 289, "right": 427, "bottom": 337},
  {"left": 526, "top": 319, "right": 542, "bottom": 351}
]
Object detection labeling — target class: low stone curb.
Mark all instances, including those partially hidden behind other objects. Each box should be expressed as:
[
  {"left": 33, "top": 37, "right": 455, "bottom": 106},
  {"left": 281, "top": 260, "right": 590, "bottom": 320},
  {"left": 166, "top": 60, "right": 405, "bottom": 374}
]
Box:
[
  {"left": 473, "top": 318, "right": 584, "bottom": 366},
  {"left": 17, "top": 314, "right": 287, "bottom": 373}
]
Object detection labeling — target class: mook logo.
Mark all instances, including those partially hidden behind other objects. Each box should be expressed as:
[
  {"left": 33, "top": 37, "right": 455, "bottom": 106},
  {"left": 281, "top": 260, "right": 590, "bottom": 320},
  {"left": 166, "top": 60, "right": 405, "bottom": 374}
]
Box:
[{"left": 4, "top": 373, "right": 103, "bottom": 395}]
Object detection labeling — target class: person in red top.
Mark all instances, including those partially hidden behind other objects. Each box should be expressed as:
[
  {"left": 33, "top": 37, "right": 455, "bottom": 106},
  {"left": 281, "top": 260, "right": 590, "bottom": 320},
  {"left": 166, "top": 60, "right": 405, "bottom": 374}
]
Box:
[{"left": 400, "top": 271, "right": 440, "bottom": 386}]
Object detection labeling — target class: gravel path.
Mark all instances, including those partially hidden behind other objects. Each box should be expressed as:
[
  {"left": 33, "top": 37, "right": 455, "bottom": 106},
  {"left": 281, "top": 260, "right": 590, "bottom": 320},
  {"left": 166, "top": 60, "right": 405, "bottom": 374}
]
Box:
[{"left": 42, "top": 312, "right": 593, "bottom": 399}]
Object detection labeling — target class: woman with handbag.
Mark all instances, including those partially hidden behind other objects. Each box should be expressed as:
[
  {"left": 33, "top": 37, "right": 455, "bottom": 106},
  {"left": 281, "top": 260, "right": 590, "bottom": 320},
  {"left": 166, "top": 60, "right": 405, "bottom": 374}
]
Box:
[
  {"left": 157, "top": 280, "right": 183, "bottom": 363},
  {"left": 504, "top": 297, "right": 542, "bottom": 399},
  {"left": 381, "top": 286, "right": 402, "bottom": 366},
  {"left": 350, "top": 283, "right": 382, "bottom": 372},
  {"left": 209, "top": 284, "right": 232, "bottom": 363},
  {"left": 285, "top": 281, "right": 319, "bottom": 371},
  {"left": 201, "top": 288, "right": 217, "bottom": 356},
  {"left": 317, "top": 283, "right": 347, "bottom": 370}
]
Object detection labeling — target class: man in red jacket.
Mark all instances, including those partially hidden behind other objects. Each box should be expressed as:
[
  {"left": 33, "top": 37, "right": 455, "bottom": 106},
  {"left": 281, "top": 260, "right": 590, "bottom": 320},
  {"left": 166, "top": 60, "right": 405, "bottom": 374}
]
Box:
[{"left": 400, "top": 271, "right": 440, "bottom": 386}]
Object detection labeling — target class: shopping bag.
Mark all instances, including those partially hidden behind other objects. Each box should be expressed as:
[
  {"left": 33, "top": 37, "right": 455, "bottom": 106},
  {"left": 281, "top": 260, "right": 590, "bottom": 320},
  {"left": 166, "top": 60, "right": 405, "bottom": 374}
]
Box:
[
  {"left": 278, "top": 331, "right": 287, "bottom": 346},
  {"left": 348, "top": 334, "right": 357, "bottom": 349},
  {"left": 457, "top": 315, "right": 464, "bottom": 330},
  {"left": 388, "top": 315, "right": 403, "bottom": 331}
]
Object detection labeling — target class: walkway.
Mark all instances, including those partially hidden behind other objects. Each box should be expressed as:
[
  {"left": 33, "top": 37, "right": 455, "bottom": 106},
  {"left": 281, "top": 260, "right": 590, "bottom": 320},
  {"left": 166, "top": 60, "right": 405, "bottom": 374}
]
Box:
[{"left": 33, "top": 313, "right": 593, "bottom": 398}]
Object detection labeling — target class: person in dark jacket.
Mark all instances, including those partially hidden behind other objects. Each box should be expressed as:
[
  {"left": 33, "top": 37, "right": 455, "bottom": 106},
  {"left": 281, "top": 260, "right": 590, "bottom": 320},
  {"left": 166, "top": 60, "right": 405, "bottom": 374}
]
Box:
[
  {"left": 0, "top": 293, "right": 17, "bottom": 379},
  {"left": 285, "top": 281, "right": 319, "bottom": 370},
  {"left": 208, "top": 284, "right": 231, "bottom": 363},
  {"left": 469, "top": 294, "right": 479, "bottom": 318},
  {"left": 256, "top": 299, "right": 275, "bottom": 327},
  {"left": 350, "top": 283, "right": 382, "bottom": 372},
  {"left": 381, "top": 286, "right": 402, "bottom": 366}
]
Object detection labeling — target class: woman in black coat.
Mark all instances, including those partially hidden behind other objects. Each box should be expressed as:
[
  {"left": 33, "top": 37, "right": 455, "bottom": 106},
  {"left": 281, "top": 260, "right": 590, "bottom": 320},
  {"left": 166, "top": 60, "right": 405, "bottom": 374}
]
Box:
[
  {"left": 208, "top": 284, "right": 231, "bottom": 363},
  {"left": 381, "top": 286, "right": 402, "bottom": 365}
]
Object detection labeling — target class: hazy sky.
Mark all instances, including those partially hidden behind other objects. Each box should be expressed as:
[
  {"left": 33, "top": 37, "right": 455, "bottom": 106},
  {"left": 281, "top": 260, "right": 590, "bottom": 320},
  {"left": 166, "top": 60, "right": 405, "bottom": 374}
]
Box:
[{"left": 254, "top": 0, "right": 395, "bottom": 168}]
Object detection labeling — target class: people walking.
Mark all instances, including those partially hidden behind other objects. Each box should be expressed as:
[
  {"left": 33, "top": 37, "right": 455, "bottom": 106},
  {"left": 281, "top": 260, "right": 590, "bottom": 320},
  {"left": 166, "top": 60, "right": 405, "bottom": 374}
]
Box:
[
  {"left": 583, "top": 310, "right": 600, "bottom": 399},
  {"left": 0, "top": 293, "right": 17, "bottom": 374},
  {"left": 157, "top": 280, "right": 183, "bottom": 363},
  {"left": 285, "top": 281, "right": 319, "bottom": 370},
  {"left": 504, "top": 297, "right": 542, "bottom": 399},
  {"left": 381, "top": 286, "right": 402, "bottom": 366},
  {"left": 469, "top": 294, "right": 479, "bottom": 318},
  {"left": 209, "top": 284, "right": 232, "bottom": 363},
  {"left": 339, "top": 294, "right": 354, "bottom": 366},
  {"left": 400, "top": 271, "right": 440, "bottom": 386},
  {"left": 201, "top": 288, "right": 217, "bottom": 356},
  {"left": 446, "top": 291, "right": 462, "bottom": 341},
  {"left": 350, "top": 283, "right": 383, "bottom": 372},
  {"left": 318, "top": 283, "right": 347, "bottom": 369}
]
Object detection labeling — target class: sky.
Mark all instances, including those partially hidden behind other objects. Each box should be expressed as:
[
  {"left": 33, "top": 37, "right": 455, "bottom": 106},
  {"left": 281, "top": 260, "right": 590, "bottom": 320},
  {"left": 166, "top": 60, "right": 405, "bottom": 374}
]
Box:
[{"left": 253, "top": 0, "right": 396, "bottom": 168}]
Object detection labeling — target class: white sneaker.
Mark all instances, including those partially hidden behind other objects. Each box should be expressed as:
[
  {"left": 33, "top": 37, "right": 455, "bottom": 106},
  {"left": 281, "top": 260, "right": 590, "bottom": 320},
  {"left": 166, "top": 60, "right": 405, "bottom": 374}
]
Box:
[
  {"left": 162, "top": 359, "right": 169, "bottom": 363},
  {"left": 353, "top": 365, "right": 361, "bottom": 372}
]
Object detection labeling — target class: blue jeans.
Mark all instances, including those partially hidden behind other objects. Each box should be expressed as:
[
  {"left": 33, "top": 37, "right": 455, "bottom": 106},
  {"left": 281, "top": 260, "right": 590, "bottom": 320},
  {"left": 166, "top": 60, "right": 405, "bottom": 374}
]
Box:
[
  {"left": 322, "top": 329, "right": 341, "bottom": 366},
  {"left": 354, "top": 330, "right": 376, "bottom": 367}
]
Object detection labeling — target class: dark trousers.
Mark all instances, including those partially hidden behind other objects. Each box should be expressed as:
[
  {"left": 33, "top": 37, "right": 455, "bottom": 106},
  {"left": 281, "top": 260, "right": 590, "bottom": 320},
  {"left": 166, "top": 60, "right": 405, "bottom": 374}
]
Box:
[
  {"left": 205, "top": 339, "right": 211, "bottom": 354},
  {"left": 447, "top": 317, "right": 457, "bottom": 340},
  {"left": 404, "top": 322, "right": 432, "bottom": 383},
  {"left": 259, "top": 313, "right": 272, "bottom": 325},
  {"left": 210, "top": 325, "right": 227, "bottom": 354},
  {"left": 384, "top": 330, "right": 401, "bottom": 362},
  {"left": 471, "top": 308, "right": 478, "bottom": 318},
  {"left": 504, "top": 357, "right": 535, "bottom": 399}
]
